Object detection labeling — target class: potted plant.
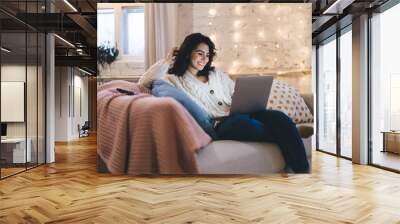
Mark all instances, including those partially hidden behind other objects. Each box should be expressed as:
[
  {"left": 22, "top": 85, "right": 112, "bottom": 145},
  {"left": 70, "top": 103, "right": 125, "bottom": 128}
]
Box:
[{"left": 97, "top": 43, "right": 119, "bottom": 69}]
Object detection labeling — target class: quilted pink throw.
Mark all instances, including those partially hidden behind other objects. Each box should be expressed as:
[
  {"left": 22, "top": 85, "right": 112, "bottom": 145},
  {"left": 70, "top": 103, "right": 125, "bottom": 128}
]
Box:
[{"left": 97, "top": 81, "right": 211, "bottom": 174}]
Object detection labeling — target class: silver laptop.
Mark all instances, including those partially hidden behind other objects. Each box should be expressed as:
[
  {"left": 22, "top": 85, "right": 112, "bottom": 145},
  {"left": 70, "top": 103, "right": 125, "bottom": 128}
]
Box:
[{"left": 230, "top": 75, "right": 274, "bottom": 115}]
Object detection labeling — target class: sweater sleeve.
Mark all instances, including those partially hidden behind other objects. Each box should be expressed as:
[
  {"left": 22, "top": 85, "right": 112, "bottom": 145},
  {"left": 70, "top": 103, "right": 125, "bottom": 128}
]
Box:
[
  {"left": 138, "top": 59, "right": 171, "bottom": 88},
  {"left": 219, "top": 70, "right": 235, "bottom": 98}
]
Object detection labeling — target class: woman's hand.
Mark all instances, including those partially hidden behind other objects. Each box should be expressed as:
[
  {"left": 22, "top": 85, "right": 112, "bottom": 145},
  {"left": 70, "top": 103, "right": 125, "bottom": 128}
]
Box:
[
  {"left": 166, "top": 47, "right": 179, "bottom": 65},
  {"left": 224, "top": 106, "right": 231, "bottom": 113}
]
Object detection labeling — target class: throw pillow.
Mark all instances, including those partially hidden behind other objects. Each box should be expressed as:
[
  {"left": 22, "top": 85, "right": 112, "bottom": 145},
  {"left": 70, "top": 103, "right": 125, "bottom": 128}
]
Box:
[
  {"left": 267, "top": 80, "right": 313, "bottom": 123},
  {"left": 151, "top": 80, "right": 218, "bottom": 140}
]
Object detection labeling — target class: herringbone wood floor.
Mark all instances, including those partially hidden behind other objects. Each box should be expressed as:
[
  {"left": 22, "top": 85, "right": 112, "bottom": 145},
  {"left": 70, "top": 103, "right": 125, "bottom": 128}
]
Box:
[{"left": 1, "top": 135, "right": 400, "bottom": 224}]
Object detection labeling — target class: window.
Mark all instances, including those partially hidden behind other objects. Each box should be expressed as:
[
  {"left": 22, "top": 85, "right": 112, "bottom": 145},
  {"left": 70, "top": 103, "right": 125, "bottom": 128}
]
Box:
[
  {"left": 339, "top": 28, "right": 352, "bottom": 158},
  {"left": 390, "top": 74, "right": 400, "bottom": 130},
  {"left": 371, "top": 2, "right": 400, "bottom": 171},
  {"left": 97, "top": 4, "right": 145, "bottom": 61},
  {"left": 316, "top": 27, "right": 352, "bottom": 159},
  {"left": 97, "top": 9, "right": 115, "bottom": 47},
  {"left": 122, "top": 7, "right": 145, "bottom": 58},
  {"left": 317, "top": 36, "right": 337, "bottom": 155}
]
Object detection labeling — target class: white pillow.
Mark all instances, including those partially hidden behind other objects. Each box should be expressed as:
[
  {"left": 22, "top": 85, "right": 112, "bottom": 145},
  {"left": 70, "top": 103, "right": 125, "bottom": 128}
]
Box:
[{"left": 266, "top": 80, "right": 313, "bottom": 123}]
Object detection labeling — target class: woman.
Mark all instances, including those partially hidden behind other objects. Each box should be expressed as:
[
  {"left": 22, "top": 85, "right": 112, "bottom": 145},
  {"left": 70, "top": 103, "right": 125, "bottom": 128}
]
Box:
[{"left": 139, "top": 33, "right": 309, "bottom": 173}]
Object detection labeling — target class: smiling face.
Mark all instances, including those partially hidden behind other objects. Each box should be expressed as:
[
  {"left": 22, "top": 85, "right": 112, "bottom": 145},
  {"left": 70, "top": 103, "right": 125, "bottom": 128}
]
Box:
[{"left": 188, "top": 43, "right": 210, "bottom": 75}]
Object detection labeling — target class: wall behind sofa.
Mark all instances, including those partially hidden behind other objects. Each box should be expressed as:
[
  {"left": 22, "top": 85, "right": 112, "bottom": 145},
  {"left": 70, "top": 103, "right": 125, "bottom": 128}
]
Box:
[
  {"left": 97, "top": 3, "right": 312, "bottom": 94},
  {"left": 177, "top": 3, "right": 312, "bottom": 93}
]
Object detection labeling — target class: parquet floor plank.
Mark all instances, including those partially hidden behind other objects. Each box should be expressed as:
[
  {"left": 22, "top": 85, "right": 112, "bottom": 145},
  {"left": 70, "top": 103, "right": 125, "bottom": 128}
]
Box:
[{"left": 1, "top": 135, "right": 400, "bottom": 223}]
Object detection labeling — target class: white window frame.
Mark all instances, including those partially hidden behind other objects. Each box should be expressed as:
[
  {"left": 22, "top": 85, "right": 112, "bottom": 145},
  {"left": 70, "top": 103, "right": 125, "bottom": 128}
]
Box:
[
  {"left": 97, "top": 3, "right": 145, "bottom": 63},
  {"left": 97, "top": 8, "right": 115, "bottom": 48},
  {"left": 121, "top": 5, "right": 145, "bottom": 61}
]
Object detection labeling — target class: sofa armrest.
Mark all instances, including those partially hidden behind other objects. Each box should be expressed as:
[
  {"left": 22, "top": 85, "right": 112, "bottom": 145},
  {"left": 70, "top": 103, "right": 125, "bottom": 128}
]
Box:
[
  {"left": 301, "top": 93, "right": 314, "bottom": 115},
  {"left": 296, "top": 123, "right": 314, "bottom": 138}
]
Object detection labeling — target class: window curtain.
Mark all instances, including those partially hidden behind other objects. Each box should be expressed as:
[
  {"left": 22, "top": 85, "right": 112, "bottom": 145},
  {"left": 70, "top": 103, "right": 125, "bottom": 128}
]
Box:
[{"left": 144, "top": 3, "right": 178, "bottom": 70}]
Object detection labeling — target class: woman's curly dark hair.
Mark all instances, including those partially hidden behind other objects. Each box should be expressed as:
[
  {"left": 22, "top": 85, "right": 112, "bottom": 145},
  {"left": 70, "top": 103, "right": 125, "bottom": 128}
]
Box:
[{"left": 168, "top": 33, "right": 216, "bottom": 77}]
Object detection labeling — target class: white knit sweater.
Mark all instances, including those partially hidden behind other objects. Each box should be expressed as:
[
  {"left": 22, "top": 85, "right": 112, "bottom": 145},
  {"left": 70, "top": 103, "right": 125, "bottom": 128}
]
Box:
[{"left": 139, "top": 60, "right": 235, "bottom": 118}]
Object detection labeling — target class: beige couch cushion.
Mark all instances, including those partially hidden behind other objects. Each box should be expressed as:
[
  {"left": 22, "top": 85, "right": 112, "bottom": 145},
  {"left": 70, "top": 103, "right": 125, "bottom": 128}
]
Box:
[
  {"left": 196, "top": 141, "right": 285, "bottom": 174},
  {"left": 196, "top": 137, "right": 312, "bottom": 174}
]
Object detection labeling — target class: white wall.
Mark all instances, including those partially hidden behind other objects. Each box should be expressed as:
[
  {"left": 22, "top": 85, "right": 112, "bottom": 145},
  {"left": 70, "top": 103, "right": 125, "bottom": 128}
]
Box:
[
  {"left": 72, "top": 73, "right": 89, "bottom": 138},
  {"left": 1, "top": 66, "right": 26, "bottom": 140},
  {"left": 55, "top": 66, "right": 69, "bottom": 141},
  {"left": 1, "top": 64, "right": 46, "bottom": 164},
  {"left": 1, "top": 65, "right": 36, "bottom": 137},
  {"left": 55, "top": 67, "right": 89, "bottom": 141}
]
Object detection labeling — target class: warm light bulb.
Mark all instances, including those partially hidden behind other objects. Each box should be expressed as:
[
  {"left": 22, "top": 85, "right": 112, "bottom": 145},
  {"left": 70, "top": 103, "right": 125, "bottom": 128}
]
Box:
[
  {"left": 257, "top": 18, "right": 261, "bottom": 22},
  {"left": 234, "top": 20, "right": 240, "bottom": 28},
  {"left": 274, "top": 58, "right": 278, "bottom": 62},
  {"left": 277, "top": 17, "right": 281, "bottom": 21},
  {"left": 252, "top": 57, "right": 260, "bottom": 66},
  {"left": 210, "top": 34, "right": 216, "bottom": 42},
  {"left": 209, "top": 8, "right": 216, "bottom": 16},
  {"left": 235, "top": 5, "right": 241, "bottom": 14},
  {"left": 258, "top": 31, "right": 264, "bottom": 38},
  {"left": 234, "top": 44, "right": 238, "bottom": 48},
  {"left": 208, "top": 22, "right": 212, "bottom": 26},
  {"left": 276, "top": 44, "right": 280, "bottom": 48},
  {"left": 233, "top": 60, "right": 239, "bottom": 67},
  {"left": 233, "top": 32, "right": 240, "bottom": 42}
]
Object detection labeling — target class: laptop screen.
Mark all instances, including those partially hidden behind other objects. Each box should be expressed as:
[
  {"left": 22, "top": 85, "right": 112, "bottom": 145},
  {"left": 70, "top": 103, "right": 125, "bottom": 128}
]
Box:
[{"left": 1, "top": 123, "right": 7, "bottom": 137}]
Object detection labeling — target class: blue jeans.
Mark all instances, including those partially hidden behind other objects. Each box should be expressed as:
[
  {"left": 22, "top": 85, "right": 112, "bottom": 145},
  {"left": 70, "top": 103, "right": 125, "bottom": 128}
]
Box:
[{"left": 215, "top": 110, "right": 309, "bottom": 173}]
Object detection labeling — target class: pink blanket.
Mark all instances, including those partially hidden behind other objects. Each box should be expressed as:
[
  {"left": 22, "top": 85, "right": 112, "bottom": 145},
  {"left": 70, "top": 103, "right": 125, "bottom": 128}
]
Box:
[{"left": 97, "top": 80, "right": 211, "bottom": 174}]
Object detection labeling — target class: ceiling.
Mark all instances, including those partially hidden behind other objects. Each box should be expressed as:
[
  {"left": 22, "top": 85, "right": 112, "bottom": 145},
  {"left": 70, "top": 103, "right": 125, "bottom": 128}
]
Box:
[
  {"left": 0, "top": 0, "right": 97, "bottom": 74},
  {"left": 311, "top": 0, "right": 389, "bottom": 43}
]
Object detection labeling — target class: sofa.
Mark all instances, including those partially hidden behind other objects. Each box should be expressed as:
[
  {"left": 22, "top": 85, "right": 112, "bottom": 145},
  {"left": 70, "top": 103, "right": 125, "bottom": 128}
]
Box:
[
  {"left": 195, "top": 94, "right": 313, "bottom": 174},
  {"left": 97, "top": 80, "right": 313, "bottom": 174},
  {"left": 196, "top": 137, "right": 311, "bottom": 174}
]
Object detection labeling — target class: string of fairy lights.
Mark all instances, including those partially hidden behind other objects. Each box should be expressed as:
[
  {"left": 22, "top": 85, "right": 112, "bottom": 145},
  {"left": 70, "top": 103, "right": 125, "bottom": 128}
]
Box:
[{"left": 202, "top": 4, "right": 309, "bottom": 75}]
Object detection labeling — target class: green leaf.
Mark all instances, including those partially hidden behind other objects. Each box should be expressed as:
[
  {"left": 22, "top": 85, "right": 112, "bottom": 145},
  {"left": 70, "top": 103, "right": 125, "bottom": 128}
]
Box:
[{"left": 97, "top": 44, "right": 119, "bottom": 68}]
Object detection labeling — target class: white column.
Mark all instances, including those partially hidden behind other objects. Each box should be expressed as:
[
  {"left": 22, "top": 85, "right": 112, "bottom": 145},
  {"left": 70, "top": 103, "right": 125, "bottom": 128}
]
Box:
[
  {"left": 54, "top": 67, "right": 73, "bottom": 141},
  {"left": 352, "top": 14, "right": 369, "bottom": 164},
  {"left": 46, "top": 33, "right": 55, "bottom": 163},
  {"left": 312, "top": 45, "right": 317, "bottom": 151}
]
